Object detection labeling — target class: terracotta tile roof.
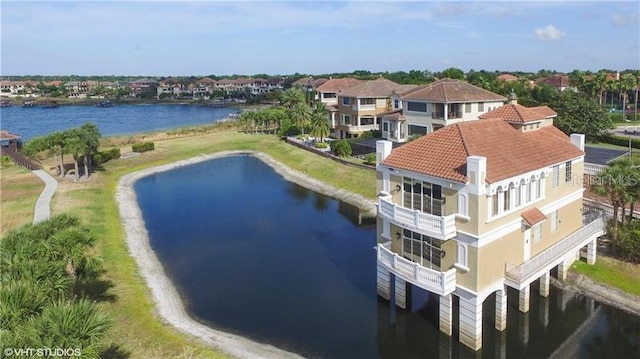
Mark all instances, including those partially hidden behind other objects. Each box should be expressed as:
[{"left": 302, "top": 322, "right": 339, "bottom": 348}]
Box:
[
  {"left": 317, "top": 78, "right": 363, "bottom": 93},
  {"left": 479, "top": 104, "right": 556, "bottom": 123},
  {"left": 340, "top": 78, "right": 406, "bottom": 98},
  {"left": 401, "top": 79, "right": 506, "bottom": 102},
  {"left": 536, "top": 74, "right": 570, "bottom": 88},
  {"left": 198, "top": 77, "right": 217, "bottom": 84},
  {"left": 382, "top": 118, "right": 583, "bottom": 184},
  {"left": 521, "top": 208, "right": 547, "bottom": 226},
  {"left": 497, "top": 74, "right": 519, "bottom": 82},
  {"left": 292, "top": 77, "right": 328, "bottom": 87},
  {"left": 0, "top": 130, "right": 20, "bottom": 141}
]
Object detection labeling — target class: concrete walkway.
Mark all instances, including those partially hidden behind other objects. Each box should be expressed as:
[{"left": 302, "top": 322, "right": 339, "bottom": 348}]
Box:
[{"left": 32, "top": 170, "right": 58, "bottom": 224}]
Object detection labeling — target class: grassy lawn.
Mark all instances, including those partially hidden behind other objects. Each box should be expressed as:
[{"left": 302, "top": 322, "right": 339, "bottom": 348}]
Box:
[
  {"left": 572, "top": 256, "right": 640, "bottom": 297},
  {"left": 0, "top": 162, "right": 44, "bottom": 236},
  {"left": 38, "top": 129, "right": 376, "bottom": 358}
]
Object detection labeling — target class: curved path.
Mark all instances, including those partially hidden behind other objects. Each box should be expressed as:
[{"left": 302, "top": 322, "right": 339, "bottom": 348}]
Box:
[
  {"left": 32, "top": 169, "right": 58, "bottom": 224},
  {"left": 117, "top": 151, "right": 375, "bottom": 359}
]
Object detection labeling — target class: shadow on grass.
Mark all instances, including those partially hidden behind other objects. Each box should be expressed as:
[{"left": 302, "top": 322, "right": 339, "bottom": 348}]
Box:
[
  {"left": 76, "top": 277, "right": 118, "bottom": 303},
  {"left": 100, "top": 343, "right": 131, "bottom": 359}
]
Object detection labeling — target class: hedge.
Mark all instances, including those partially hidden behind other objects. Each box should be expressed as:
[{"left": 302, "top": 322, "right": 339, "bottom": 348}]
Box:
[
  {"left": 92, "top": 147, "right": 121, "bottom": 166},
  {"left": 132, "top": 142, "right": 155, "bottom": 153}
]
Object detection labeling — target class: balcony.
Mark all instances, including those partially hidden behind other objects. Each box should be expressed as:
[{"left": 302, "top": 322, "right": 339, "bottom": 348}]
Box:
[
  {"left": 345, "top": 124, "right": 378, "bottom": 134},
  {"left": 377, "top": 244, "right": 457, "bottom": 296},
  {"left": 378, "top": 196, "right": 457, "bottom": 240},
  {"left": 505, "top": 215, "right": 605, "bottom": 286}
]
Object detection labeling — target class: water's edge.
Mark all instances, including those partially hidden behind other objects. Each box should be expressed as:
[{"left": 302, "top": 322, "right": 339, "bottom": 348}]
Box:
[{"left": 116, "top": 150, "right": 376, "bottom": 359}]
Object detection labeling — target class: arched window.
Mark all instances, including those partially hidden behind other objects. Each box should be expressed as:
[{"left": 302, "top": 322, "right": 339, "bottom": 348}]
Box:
[{"left": 458, "top": 193, "right": 468, "bottom": 217}]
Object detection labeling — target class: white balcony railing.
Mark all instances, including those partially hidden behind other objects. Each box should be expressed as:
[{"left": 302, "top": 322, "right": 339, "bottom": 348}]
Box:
[
  {"left": 346, "top": 124, "right": 378, "bottom": 133},
  {"left": 378, "top": 196, "right": 457, "bottom": 240},
  {"left": 584, "top": 163, "right": 607, "bottom": 176},
  {"left": 505, "top": 216, "right": 605, "bottom": 283},
  {"left": 377, "top": 244, "right": 457, "bottom": 296}
]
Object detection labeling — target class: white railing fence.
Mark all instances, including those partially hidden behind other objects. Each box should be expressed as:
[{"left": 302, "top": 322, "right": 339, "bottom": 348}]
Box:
[{"left": 377, "top": 244, "right": 456, "bottom": 296}]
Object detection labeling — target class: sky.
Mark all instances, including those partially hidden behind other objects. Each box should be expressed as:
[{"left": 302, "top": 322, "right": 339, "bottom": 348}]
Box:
[{"left": 1, "top": 1, "right": 639, "bottom": 76}]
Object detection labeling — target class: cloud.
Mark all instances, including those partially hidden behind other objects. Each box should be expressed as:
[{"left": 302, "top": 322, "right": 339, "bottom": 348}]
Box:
[
  {"left": 437, "top": 3, "right": 467, "bottom": 17},
  {"left": 534, "top": 25, "right": 566, "bottom": 41},
  {"left": 612, "top": 14, "right": 640, "bottom": 26}
]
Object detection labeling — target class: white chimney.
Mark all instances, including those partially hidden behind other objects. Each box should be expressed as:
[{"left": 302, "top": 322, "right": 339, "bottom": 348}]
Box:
[
  {"left": 467, "top": 156, "right": 487, "bottom": 195},
  {"left": 570, "top": 133, "right": 585, "bottom": 151},
  {"left": 376, "top": 140, "right": 393, "bottom": 166}
]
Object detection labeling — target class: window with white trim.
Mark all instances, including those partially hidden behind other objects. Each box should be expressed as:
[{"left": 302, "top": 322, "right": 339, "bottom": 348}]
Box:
[
  {"left": 565, "top": 161, "right": 572, "bottom": 183},
  {"left": 402, "top": 229, "right": 442, "bottom": 270},
  {"left": 394, "top": 99, "right": 399, "bottom": 109},
  {"left": 478, "top": 102, "right": 485, "bottom": 112},
  {"left": 516, "top": 181, "right": 523, "bottom": 207},
  {"left": 360, "top": 98, "right": 375, "bottom": 105},
  {"left": 465, "top": 103, "right": 472, "bottom": 113},
  {"left": 552, "top": 165, "right": 560, "bottom": 187},
  {"left": 342, "top": 114, "right": 351, "bottom": 125},
  {"left": 402, "top": 177, "right": 443, "bottom": 216},
  {"left": 342, "top": 97, "right": 350, "bottom": 106},
  {"left": 383, "top": 122, "right": 388, "bottom": 132}
]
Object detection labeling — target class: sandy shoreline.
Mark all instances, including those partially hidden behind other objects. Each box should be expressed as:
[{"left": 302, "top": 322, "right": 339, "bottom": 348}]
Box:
[{"left": 116, "top": 150, "right": 376, "bottom": 359}]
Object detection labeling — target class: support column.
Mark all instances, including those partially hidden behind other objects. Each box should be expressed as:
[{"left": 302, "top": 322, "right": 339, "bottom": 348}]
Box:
[
  {"left": 495, "top": 330, "right": 507, "bottom": 359},
  {"left": 459, "top": 296, "right": 483, "bottom": 351},
  {"left": 519, "top": 285, "right": 530, "bottom": 313},
  {"left": 587, "top": 238, "right": 597, "bottom": 265},
  {"left": 539, "top": 271, "right": 550, "bottom": 297},
  {"left": 495, "top": 288, "right": 507, "bottom": 331},
  {"left": 557, "top": 257, "right": 574, "bottom": 281},
  {"left": 439, "top": 294, "right": 453, "bottom": 336},
  {"left": 395, "top": 276, "right": 407, "bottom": 309},
  {"left": 439, "top": 333, "right": 452, "bottom": 359},
  {"left": 376, "top": 262, "right": 390, "bottom": 301}
]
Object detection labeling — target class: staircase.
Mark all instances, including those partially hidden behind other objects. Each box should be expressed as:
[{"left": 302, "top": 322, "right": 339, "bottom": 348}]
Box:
[{"left": 1, "top": 147, "right": 41, "bottom": 170}]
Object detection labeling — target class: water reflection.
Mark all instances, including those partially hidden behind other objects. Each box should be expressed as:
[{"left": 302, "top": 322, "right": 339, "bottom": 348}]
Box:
[{"left": 376, "top": 283, "right": 639, "bottom": 359}]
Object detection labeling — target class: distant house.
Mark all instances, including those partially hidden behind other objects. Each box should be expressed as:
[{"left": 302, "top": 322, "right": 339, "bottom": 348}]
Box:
[
  {"left": 0, "top": 130, "right": 21, "bottom": 149},
  {"left": 131, "top": 78, "right": 159, "bottom": 96},
  {"left": 497, "top": 74, "right": 518, "bottom": 82},
  {"left": 292, "top": 77, "right": 328, "bottom": 95},
  {"left": 335, "top": 78, "right": 418, "bottom": 139},
  {"left": 536, "top": 74, "right": 571, "bottom": 92},
  {"left": 379, "top": 79, "right": 506, "bottom": 142},
  {"left": 0, "top": 81, "right": 26, "bottom": 94}
]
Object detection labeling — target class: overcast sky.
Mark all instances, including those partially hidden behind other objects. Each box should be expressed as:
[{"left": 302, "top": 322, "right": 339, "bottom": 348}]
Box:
[{"left": 1, "top": 1, "right": 639, "bottom": 76}]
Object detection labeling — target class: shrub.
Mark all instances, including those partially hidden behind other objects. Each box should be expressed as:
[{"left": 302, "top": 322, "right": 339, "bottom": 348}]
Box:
[
  {"left": 598, "top": 134, "right": 640, "bottom": 149},
  {"left": 296, "top": 134, "right": 311, "bottom": 140},
  {"left": 314, "top": 142, "right": 328, "bottom": 149},
  {"left": 92, "top": 147, "right": 121, "bottom": 166},
  {"left": 364, "top": 153, "right": 376, "bottom": 165},
  {"left": 332, "top": 140, "right": 352, "bottom": 157},
  {"left": 132, "top": 142, "right": 155, "bottom": 153},
  {"left": 1, "top": 155, "right": 11, "bottom": 166}
]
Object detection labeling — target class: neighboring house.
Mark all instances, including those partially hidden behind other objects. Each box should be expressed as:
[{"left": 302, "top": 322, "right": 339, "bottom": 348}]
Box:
[
  {"left": 336, "top": 78, "right": 417, "bottom": 139},
  {"left": 315, "top": 78, "right": 363, "bottom": 133},
  {"left": 64, "top": 81, "right": 89, "bottom": 94},
  {"left": 0, "top": 130, "right": 21, "bottom": 149},
  {"left": 131, "top": 78, "right": 159, "bottom": 96},
  {"left": 374, "top": 114, "right": 604, "bottom": 351},
  {"left": 536, "top": 74, "right": 571, "bottom": 92},
  {"left": 497, "top": 73, "right": 519, "bottom": 82},
  {"left": 0, "top": 81, "right": 26, "bottom": 94},
  {"left": 380, "top": 79, "right": 506, "bottom": 142}
]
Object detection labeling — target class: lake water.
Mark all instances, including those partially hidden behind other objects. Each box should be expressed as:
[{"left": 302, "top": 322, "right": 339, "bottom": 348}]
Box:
[
  {"left": 0, "top": 104, "right": 239, "bottom": 140},
  {"left": 134, "top": 155, "right": 640, "bottom": 359}
]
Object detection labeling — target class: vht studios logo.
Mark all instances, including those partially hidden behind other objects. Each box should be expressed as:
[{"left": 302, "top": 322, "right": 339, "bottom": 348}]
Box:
[{"left": 3, "top": 347, "right": 81, "bottom": 357}]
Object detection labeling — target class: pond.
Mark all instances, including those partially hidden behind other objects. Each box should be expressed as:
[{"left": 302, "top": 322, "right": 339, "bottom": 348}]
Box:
[{"left": 134, "top": 155, "right": 640, "bottom": 358}]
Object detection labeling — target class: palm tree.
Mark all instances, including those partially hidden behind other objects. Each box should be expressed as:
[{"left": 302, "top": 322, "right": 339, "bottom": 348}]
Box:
[
  {"left": 65, "top": 129, "right": 85, "bottom": 180},
  {"left": 309, "top": 102, "right": 330, "bottom": 142},
  {"left": 21, "top": 300, "right": 112, "bottom": 359},
  {"left": 79, "top": 123, "right": 101, "bottom": 178},
  {"left": 49, "top": 131, "right": 67, "bottom": 177},
  {"left": 620, "top": 73, "right": 637, "bottom": 120},
  {"left": 594, "top": 70, "right": 609, "bottom": 107},
  {"left": 592, "top": 159, "right": 635, "bottom": 240},
  {"left": 289, "top": 103, "right": 312, "bottom": 135},
  {"left": 279, "top": 88, "right": 305, "bottom": 109}
]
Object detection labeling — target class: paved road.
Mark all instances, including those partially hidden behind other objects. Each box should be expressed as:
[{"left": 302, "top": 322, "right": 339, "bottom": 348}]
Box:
[{"left": 32, "top": 170, "right": 58, "bottom": 224}]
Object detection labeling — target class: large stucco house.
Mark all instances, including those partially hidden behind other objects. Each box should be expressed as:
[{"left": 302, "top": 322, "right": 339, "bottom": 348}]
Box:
[
  {"left": 335, "top": 78, "right": 417, "bottom": 139},
  {"left": 374, "top": 106, "right": 605, "bottom": 351},
  {"left": 379, "top": 79, "right": 506, "bottom": 142}
]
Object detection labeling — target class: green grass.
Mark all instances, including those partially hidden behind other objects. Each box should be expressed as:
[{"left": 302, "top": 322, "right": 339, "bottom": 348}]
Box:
[
  {"left": 0, "top": 163, "right": 44, "bottom": 236},
  {"left": 572, "top": 257, "right": 640, "bottom": 297},
  {"left": 43, "top": 130, "right": 376, "bottom": 358}
]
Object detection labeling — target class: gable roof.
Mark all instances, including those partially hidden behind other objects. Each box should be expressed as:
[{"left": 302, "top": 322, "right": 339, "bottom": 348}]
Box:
[
  {"left": 339, "top": 78, "right": 407, "bottom": 98},
  {"left": 536, "top": 74, "right": 570, "bottom": 88},
  {"left": 401, "top": 79, "right": 506, "bottom": 103},
  {"left": 479, "top": 103, "right": 557, "bottom": 123},
  {"left": 497, "top": 74, "right": 519, "bottom": 82},
  {"left": 198, "top": 77, "right": 217, "bottom": 84},
  {"left": 316, "top": 78, "right": 363, "bottom": 93},
  {"left": 0, "top": 130, "right": 20, "bottom": 141},
  {"left": 382, "top": 118, "right": 583, "bottom": 184}
]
